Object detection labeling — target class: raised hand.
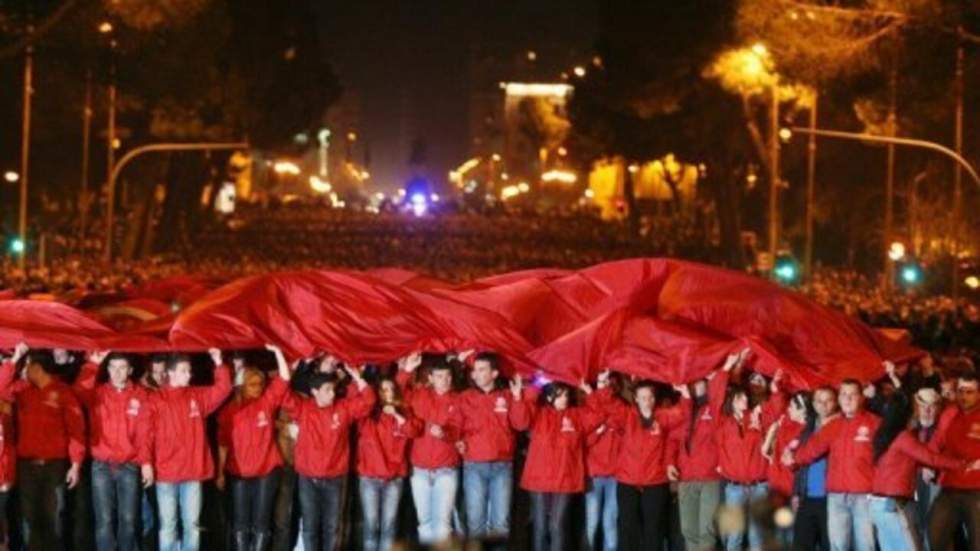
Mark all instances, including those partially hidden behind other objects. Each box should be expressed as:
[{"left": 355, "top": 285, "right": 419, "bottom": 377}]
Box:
[
  {"left": 208, "top": 348, "right": 223, "bottom": 367},
  {"left": 11, "top": 342, "right": 28, "bottom": 364},
  {"left": 88, "top": 350, "right": 110, "bottom": 365},
  {"left": 401, "top": 352, "right": 422, "bottom": 374},
  {"left": 509, "top": 375, "right": 523, "bottom": 400}
]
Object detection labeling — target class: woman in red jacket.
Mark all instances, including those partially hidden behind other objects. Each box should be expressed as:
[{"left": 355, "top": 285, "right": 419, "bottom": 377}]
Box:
[
  {"left": 513, "top": 376, "right": 602, "bottom": 551},
  {"left": 715, "top": 385, "right": 768, "bottom": 551},
  {"left": 762, "top": 392, "right": 809, "bottom": 500},
  {"left": 597, "top": 376, "right": 683, "bottom": 551},
  {"left": 356, "top": 375, "right": 421, "bottom": 551},
  {"left": 216, "top": 345, "right": 291, "bottom": 551}
]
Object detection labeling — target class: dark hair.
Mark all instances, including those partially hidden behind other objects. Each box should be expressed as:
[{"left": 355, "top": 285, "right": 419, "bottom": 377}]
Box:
[
  {"left": 958, "top": 372, "right": 979, "bottom": 386},
  {"left": 429, "top": 360, "right": 453, "bottom": 374},
  {"left": 840, "top": 378, "right": 862, "bottom": 392},
  {"left": 722, "top": 385, "right": 750, "bottom": 418},
  {"left": 23, "top": 350, "right": 55, "bottom": 375},
  {"left": 873, "top": 393, "right": 912, "bottom": 463},
  {"left": 149, "top": 353, "right": 168, "bottom": 365},
  {"left": 165, "top": 353, "right": 193, "bottom": 373},
  {"left": 473, "top": 352, "right": 500, "bottom": 372},
  {"left": 308, "top": 371, "right": 339, "bottom": 393},
  {"left": 104, "top": 352, "right": 131, "bottom": 368},
  {"left": 371, "top": 376, "right": 404, "bottom": 419},
  {"left": 540, "top": 382, "right": 574, "bottom": 408}
]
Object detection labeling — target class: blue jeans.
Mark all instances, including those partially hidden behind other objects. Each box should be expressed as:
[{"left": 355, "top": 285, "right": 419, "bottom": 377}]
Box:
[
  {"left": 585, "top": 476, "right": 617, "bottom": 551},
  {"left": 463, "top": 461, "right": 512, "bottom": 539},
  {"left": 359, "top": 477, "right": 403, "bottom": 551},
  {"left": 827, "top": 492, "right": 874, "bottom": 551},
  {"left": 530, "top": 492, "right": 571, "bottom": 551},
  {"left": 297, "top": 475, "right": 343, "bottom": 551},
  {"left": 410, "top": 467, "right": 459, "bottom": 544},
  {"left": 870, "top": 496, "right": 917, "bottom": 550},
  {"left": 156, "top": 480, "right": 203, "bottom": 551},
  {"left": 92, "top": 461, "right": 141, "bottom": 551},
  {"left": 722, "top": 481, "right": 768, "bottom": 551}
]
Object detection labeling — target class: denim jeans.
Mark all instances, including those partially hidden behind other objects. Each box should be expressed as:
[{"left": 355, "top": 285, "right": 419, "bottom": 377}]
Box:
[
  {"left": 869, "top": 496, "right": 917, "bottom": 550},
  {"left": 584, "top": 476, "right": 617, "bottom": 551},
  {"left": 297, "top": 475, "right": 342, "bottom": 551},
  {"left": 927, "top": 489, "right": 980, "bottom": 551},
  {"left": 677, "top": 480, "right": 721, "bottom": 551},
  {"left": 462, "top": 460, "right": 512, "bottom": 539},
  {"left": 157, "top": 480, "right": 203, "bottom": 551},
  {"left": 92, "top": 460, "right": 141, "bottom": 551},
  {"left": 18, "top": 459, "right": 68, "bottom": 551},
  {"left": 359, "top": 477, "right": 403, "bottom": 551},
  {"left": 722, "top": 481, "right": 768, "bottom": 551},
  {"left": 409, "top": 467, "right": 459, "bottom": 545},
  {"left": 230, "top": 469, "right": 281, "bottom": 549},
  {"left": 530, "top": 492, "right": 571, "bottom": 551},
  {"left": 827, "top": 492, "right": 874, "bottom": 551}
]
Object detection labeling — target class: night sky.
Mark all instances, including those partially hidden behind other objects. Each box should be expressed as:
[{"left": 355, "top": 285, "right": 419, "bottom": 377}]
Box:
[{"left": 315, "top": 1, "right": 599, "bottom": 190}]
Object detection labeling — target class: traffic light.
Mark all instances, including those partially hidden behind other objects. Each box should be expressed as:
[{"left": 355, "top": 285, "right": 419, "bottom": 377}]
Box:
[
  {"left": 773, "top": 253, "right": 800, "bottom": 285},
  {"left": 899, "top": 261, "right": 923, "bottom": 287},
  {"left": 8, "top": 237, "right": 24, "bottom": 255}
]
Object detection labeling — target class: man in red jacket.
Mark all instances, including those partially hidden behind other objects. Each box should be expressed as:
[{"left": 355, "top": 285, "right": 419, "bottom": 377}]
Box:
[
  {"left": 786, "top": 378, "right": 880, "bottom": 551},
  {"left": 74, "top": 350, "right": 152, "bottom": 551},
  {"left": 0, "top": 343, "right": 86, "bottom": 551},
  {"left": 457, "top": 351, "right": 523, "bottom": 545},
  {"left": 146, "top": 349, "right": 231, "bottom": 551},
  {"left": 928, "top": 372, "right": 980, "bottom": 551},
  {"left": 399, "top": 356, "right": 462, "bottom": 545}
]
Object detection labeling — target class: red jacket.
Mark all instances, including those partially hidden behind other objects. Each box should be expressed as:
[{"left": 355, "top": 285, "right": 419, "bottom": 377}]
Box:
[
  {"left": 0, "top": 360, "right": 86, "bottom": 463},
  {"left": 284, "top": 385, "right": 376, "bottom": 478},
  {"left": 671, "top": 371, "right": 729, "bottom": 481},
  {"left": 146, "top": 365, "right": 232, "bottom": 483},
  {"left": 217, "top": 377, "right": 289, "bottom": 478},
  {"left": 74, "top": 362, "right": 152, "bottom": 465},
  {"left": 457, "top": 387, "right": 523, "bottom": 462},
  {"left": 933, "top": 405, "right": 980, "bottom": 490},
  {"left": 872, "top": 430, "right": 962, "bottom": 497},
  {"left": 714, "top": 415, "right": 767, "bottom": 484},
  {"left": 0, "top": 402, "right": 15, "bottom": 486},
  {"left": 585, "top": 422, "right": 620, "bottom": 478},
  {"left": 516, "top": 390, "right": 603, "bottom": 493},
  {"left": 356, "top": 410, "right": 422, "bottom": 480},
  {"left": 600, "top": 391, "right": 683, "bottom": 486},
  {"left": 794, "top": 410, "right": 881, "bottom": 493},
  {"left": 405, "top": 384, "right": 463, "bottom": 469},
  {"left": 767, "top": 418, "right": 804, "bottom": 497}
]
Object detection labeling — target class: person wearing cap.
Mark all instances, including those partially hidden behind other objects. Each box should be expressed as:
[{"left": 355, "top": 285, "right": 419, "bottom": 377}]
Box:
[{"left": 911, "top": 386, "right": 944, "bottom": 549}]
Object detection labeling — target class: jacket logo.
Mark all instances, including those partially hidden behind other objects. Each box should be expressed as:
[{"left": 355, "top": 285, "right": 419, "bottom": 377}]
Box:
[
  {"left": 331, "top": 413, "right": 341, "bottom": 430},
  {"left": 257, "top": 411, "right": 269, "bottom": 427},
  {"left": 700, "top": 411, "right": 712, "bottom": 422},
  {"left": 560, "top": 416, "right": 576, "bottom": 433},
  {"left": 126, "top": 398, "right": 141, "bottom": 417},
  {"left": 854, "top": 425, "right": 871, "bottom": 442},
  {"left": 189, "top": 399, "right": 201, "bottom": 418},
  {"left": 44, "top": 391, "right": 61, "bottom": 409},
  {"left": 494, "top": 397, "right": 508, "bottom": 413}
]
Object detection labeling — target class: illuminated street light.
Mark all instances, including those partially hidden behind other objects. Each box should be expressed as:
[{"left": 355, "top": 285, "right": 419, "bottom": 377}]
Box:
[
  {"left": 347, "top": 131, "right": 357, "bottom": 142},
  {"left": 752, "top": 42, "right": 768, "bottom": 57},
  {"left": 541, "top": 169, "right": 577, "bottom": 184},
  {"left": 966, "top": 276, "right": 980, "bottom": 290},
  {"left": 309, "top": 175, "right": 332, "bottom": 194},
  {"left": 527, "top": 50, "right": 537, "bottom": 61},
  {"left": 517, "top": 182, "right": 530, "bottom": 193},
  {"left": 98, "top": 21, "right": 113, "bottom": 34},
  {"left": 273, "top": 161, "right": 301, "bottom": 175},
  {"left": 628, "top": 164, "right": 639, "bottom": 174},
  {"left": 778, "top": 128, "right": 793, "bottom": 142},
  {"left": 583, "top": 189, "right": 595, "bottom": 199},
  {"left": 500, "top": 185, "right": 521, "bottom": 200},
  {"left": 573, "top": 66, "right": 586, "bottom": 78},
  {"left": 887, "top": 241, "right": 906, "bottom": 262},
  {"left": 557, "top": 147, "right": 568, "bottom": 157},
  {"left": 4, "top": 171, "right": 18, "bottom": 183}
]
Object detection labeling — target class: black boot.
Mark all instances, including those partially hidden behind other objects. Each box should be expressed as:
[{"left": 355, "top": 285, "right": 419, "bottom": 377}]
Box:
[
  {"left": 252, "top": 531, "right": 271, "bottom": 551},
  {"left": 233, "top": 530, "right": 251, "bottom": 551}
]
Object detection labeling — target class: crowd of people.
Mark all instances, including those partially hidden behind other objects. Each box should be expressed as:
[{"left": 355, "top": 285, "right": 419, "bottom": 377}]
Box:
[{"left": 0, "top": 341, "right": 976, "bottom": 551}]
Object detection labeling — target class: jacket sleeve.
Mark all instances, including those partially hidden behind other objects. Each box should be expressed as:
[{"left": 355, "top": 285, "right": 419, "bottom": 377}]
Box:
[
  {"left": 595, "top": 387, "right": 627, "bottom": 430},
  {"left": 260, "top": 376, "right": 289, "bottom": 410},
  {"left": 71, "top": 361, "right": 99, "bottom": 409},
  {"left": 61, "top": 388, "right": 87, "bottom": 464},
  {"left": 508, "top": 388, "right": 537, "bottom": 431},
  {"left": 0, "top": 361, "right": 16, "bottom": 397},
  {"left": 577, "top": 392, "right": 606, "bottom": 435},
  {"left": 761, "top": 390, "right": 788, "bottom": 429},
  {"left": 201, "top": 363, "right": 233, "bottom": 415},
  {"left": 344, "top": 385, "right": 377, "bottom": 422},
  {"left": 397, "top": 411, "right": 424, "bottom": 438},
  {"left": 897, "top": 431, "right": 965, "bottom": 471},
  {"left": 707, "top": 370, "right": 731, "bottom": 417},
  {"left": 135, "top": 391, "right": 154, "bottom": 466},
  {"left": 930, "top": 405, "right": 960, "bottom": 452},
  {"left": 794, "top": 418, "right": 839, "bottom": 466},
  {"left": 217, "top": 405, "right": 233, "bottom": 449}
]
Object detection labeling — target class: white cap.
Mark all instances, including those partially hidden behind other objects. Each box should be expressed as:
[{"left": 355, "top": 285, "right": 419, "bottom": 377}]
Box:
[{"left": 915, "top": 387, "right": 941, "bottom": 406}]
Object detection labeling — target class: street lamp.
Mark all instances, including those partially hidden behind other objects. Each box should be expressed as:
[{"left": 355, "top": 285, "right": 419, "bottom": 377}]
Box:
[{"left": 4, "top": 171, "right": 19, "bottom": 183}]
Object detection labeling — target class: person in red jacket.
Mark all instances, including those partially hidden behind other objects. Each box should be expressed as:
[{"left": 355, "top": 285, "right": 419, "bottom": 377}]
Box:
[
  {"left": 0, "top": 343, "right": 85, "bottom": 551},
  {"left": 216, "top": 344, "right": 291, "bottom": 551},
  {"left": 356, "top": 374, "right": 420, "bottom": 551},
  {"left": 762, "top": 391, "right": 808, "bottom": 499},
  {"left": 583, "top": 374, "right": 623, "bottom": 551},
  {"left": 73, "top": 350, "right": 152, "bottom": 551},
  {"left": 282, "top": 364, "right": 375, "bottom": 551},
  {"left": 668, "top": 348, "right": 747, "bottom": 551},
  {"left": 457, "top": 351, "right": 524, "bottom": 544},
  {"left": 928, "top": 371, "right": 980, "bottom": 551},
  {"left": 868, "top": 385, "right": 975, "bottom": 550},
  {"left": 785, "top": 378, "right": 881, "bottom": 551},
  {"left": 398, "top": 355, "right": 463, "bottom": 545},
  {"left": 596, "top": 374, "right": 683, "bottom": 551},
  {"left": 145, "top": 348, "right": 231, "bottom": 551},
  {"left": 512, "top": 375, "right": 601, "bottom": 551}
]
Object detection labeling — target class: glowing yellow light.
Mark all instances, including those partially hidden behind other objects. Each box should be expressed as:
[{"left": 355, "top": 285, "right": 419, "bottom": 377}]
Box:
[
  {"left": 584, "top": 189, "right": 595, "bottom": 199},
  {"left": 752, "top": 43, "right": 768, "bottom": 57},
  {"left": 347, "top": 131, "right": 357, "bottom": 142},
  {"left": 592, "top": 56, "right": 602, "bottom": 67},
  {"left": 98, "top": 21, "right": 113, "bottom": 34},
  {"left": 779, "top": 128, "right": 793, "bottom": 142},
  {"left": 309, "top": 176, "right": 332, "bottom": 193},
  {"left": 527, "top": 50, "right": 537, "bottom": 61},
  {"left": 491, "top": 154, "right": 501, "bottom": 162},
  {"left": 628, "top": 164, "right": 639, "bottom": 174},
  {"left": 4, "top": 171, "right": 18, "bottom": 183},
  {"left": 541, "top": 169, "right": 577, "bottom": 184},
  {"left": 965, "top": 276, "right": 980, "bottom": 289},
  {"left": 500, "top": 185, "right": 521, "bottom": 200},
  {"left": 503, "top": 83, "right": 574, "bottom": 98},
  {"left": 557, "top": 147, "right": 568, "bottom": 157},
  {"left": 112, "top": 138, "right": 121, "bottom": 150},
  {"left": 501, "top": 172, "right": 509, "bottom": 181},
  {"left": 573, "top": 66, "right": 586, "bottom": 78},
  {"left": 274, "top": 161, "right": 301, "bottom": 175},
  {"left": 517, "top": 182, "right": 530, "bottom": 193},
  {"left": 888, "top": 242, "right": 906, "bottom": 261}
]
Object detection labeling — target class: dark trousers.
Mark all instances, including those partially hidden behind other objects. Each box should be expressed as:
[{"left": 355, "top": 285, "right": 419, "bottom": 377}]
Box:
[
  {"left": 297, "top": 475, "right": 342, "bottom": 551},
  {"left": 928, "top": 489, "right": 980, "bottom": 551},
  {"left": 230, "top": 469, "right": 281, "bottom": 551},
  {"left": 530, "top": 492, "right": 571, "bottom": 551},
  {"left": 92, "top": 460, "right": 141, "bottom": 551},
  {"left": 271, "top": 465, "right": 298, "bottom": 551},
  {"left": 792, "top": 496, "right": 829, "bottom": 551},
  {"left": 18, "top": 458, "right": 68, "bottom": 551},
  {"left": 617, "top": 482, "right": 669, "bottom": 551}
]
